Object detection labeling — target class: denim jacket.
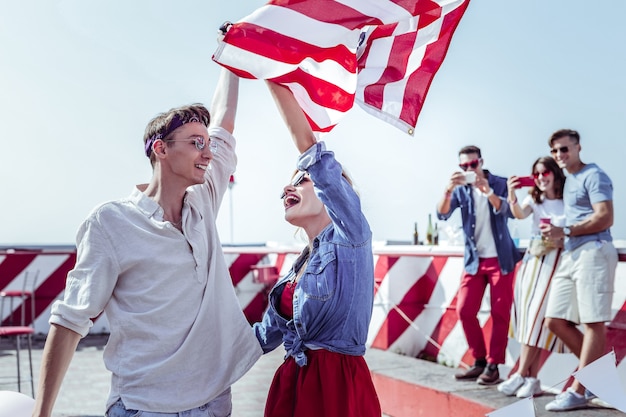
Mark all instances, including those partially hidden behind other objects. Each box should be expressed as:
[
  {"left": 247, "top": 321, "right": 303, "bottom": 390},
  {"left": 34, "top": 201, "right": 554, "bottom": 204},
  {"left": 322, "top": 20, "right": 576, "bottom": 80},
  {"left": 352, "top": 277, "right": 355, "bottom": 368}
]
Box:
[
  {"left": 253, "top": 142, "right": 374, "bottom": 366},
  {"left": 436, "top": 171, "right": 521, "bottom": 275}
]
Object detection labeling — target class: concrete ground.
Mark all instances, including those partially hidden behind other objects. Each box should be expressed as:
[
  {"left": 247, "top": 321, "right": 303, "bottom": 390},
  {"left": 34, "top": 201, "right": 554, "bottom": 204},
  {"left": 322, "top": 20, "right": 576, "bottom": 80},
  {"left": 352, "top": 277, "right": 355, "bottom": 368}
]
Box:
[
  {"left": 0, "top": 334, "right": 621, "bottom": 417},
  {"left": 0, "top": 334, "right": 283, "bottom": 417}
]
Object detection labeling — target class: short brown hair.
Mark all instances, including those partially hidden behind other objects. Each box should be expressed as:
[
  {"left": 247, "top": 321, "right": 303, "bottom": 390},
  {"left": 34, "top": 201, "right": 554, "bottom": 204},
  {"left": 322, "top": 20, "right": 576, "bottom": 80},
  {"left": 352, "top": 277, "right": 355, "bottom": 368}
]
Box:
[
  {"left": 549, "top": 129, "right": 579, "bottom": 147},
  {"left": 459, "top": 145, "right": 481, "bottom": 158},
  {"left": 143, "top": 104, "right": 210, "bottom": 166}
]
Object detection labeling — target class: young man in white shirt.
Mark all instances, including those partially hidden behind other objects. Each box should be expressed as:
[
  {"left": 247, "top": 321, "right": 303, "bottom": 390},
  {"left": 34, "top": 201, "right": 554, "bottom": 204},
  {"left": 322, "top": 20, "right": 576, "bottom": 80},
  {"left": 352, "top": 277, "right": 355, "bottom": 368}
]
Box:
[{"left": 32, "top": 68, "right": 262, "bottom": 417}]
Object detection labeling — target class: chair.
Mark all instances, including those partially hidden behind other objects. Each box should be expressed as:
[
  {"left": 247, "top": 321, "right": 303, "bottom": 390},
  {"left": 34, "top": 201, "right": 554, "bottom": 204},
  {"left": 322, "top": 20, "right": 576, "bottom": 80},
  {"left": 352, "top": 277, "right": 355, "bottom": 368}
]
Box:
[
  {"left": 250, "top": 253, "right": 286, "bottom": 287},
  {"left": 250, "top": 265, "right": 280, "bottom": 286},
  {"left": 0, "top": 270, "right": 38, "bottom": 397},
  {"left": 1, "top": 270, "right": 39, "bottom": 328},
  {"left": 0, "top": 325, "right": 34, "bottom": 396}
]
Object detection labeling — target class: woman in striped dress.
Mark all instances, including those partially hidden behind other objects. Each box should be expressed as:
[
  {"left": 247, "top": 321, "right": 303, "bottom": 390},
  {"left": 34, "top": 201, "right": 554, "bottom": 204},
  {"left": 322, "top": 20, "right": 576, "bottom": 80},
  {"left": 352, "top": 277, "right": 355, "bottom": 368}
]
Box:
[{"left": 497, "top": 156, "right": 567, "bottom": 398}]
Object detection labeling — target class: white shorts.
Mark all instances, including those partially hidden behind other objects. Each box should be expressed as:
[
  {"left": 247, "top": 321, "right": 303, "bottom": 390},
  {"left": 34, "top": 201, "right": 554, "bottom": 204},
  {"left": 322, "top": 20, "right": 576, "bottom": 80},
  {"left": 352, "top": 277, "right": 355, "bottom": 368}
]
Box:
[{"left": 545, "top": 240, "right": 618, "bottom": 324}]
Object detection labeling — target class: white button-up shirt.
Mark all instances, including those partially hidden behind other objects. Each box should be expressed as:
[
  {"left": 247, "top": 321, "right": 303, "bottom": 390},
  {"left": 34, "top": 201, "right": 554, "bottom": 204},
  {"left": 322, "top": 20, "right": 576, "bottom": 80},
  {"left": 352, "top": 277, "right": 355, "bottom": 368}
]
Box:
[{"left": 50, "top": 127, "right": 262, "bottom": 412}]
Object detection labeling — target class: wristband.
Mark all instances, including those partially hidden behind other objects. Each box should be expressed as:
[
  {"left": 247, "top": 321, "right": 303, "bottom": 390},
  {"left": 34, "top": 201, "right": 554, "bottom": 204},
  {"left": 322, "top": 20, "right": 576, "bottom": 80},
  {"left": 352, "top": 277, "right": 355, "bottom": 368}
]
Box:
[{"left": 485, "top": 188, "right": 494, "bottom": 198}]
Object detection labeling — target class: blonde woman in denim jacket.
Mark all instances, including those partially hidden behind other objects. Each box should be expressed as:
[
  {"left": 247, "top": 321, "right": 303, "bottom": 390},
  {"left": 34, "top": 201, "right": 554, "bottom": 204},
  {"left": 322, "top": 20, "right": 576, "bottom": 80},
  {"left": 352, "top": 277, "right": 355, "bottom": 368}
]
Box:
[{"left": 252, "top": 82, "right": 381, "bottom": 417}]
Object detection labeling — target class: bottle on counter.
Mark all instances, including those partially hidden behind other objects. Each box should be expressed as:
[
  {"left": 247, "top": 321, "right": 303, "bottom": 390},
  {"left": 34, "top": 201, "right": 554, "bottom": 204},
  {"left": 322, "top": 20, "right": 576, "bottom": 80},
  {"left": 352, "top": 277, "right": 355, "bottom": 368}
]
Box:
[
  {"left": 413, "top": 222, "right": 419, "bottom": 245},
  {"left": 433, "top": 223, "right": 439, "bottom": 246},
  {"left": 511, "top": 221, "right": 520, "bottom": 247},
  {"left": 426, "top": 214, "right": 434, "bottom": 245}
]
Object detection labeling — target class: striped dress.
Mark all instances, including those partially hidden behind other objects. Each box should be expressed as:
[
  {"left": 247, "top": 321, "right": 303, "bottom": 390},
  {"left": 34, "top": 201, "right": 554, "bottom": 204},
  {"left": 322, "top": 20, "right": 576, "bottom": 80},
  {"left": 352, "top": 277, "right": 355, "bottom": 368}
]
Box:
[{"left": 509, "top": 196, "right": 568, "bottom": 352}]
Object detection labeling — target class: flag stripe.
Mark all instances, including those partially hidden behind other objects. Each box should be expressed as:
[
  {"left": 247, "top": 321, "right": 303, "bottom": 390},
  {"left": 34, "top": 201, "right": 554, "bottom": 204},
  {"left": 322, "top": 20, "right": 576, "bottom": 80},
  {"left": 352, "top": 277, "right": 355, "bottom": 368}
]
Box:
[
  {"left": 269, "top": 0, "right": 384, "bottom": 29},
  {"left": 337, "top": 0, "right": 410, "bottom": 24},
  {"left": 273, "top": 78, "right": 349, "bottom": 133},
  {"left": 216, "top": 41, "right": 356, "bottom": 94},
  {"left": 238, "top": 5, "right": 360, "bottom": 49},
  {"left": 225, "top": 23, "right": 357, "bottom": 70},
  {"left": 363, "top": 30, "right": 418, "bottom": 112},
  {"left": 392, "top": 0, "right": 439, "bottom": 17},
  {"left": 273, "top": 70, "right": 354, "bottom": 113}
]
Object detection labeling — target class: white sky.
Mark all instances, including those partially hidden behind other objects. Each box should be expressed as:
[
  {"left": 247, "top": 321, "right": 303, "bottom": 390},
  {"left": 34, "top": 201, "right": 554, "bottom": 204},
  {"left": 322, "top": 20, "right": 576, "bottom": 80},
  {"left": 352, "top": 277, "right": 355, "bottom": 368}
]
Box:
[{"left": 1, "top": 1, "right": 625, "bottom": 247}]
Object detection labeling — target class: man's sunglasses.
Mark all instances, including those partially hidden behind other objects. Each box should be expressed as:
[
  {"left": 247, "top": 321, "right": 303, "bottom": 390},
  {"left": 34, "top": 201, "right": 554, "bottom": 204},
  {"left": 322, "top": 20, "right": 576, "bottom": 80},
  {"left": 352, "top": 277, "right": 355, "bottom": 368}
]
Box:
[
  {"left": 280, "top": 171, "right": 309, "bottom": 199},
  {"left": 166, "top": 136, "right": 218, "bottom": 153},
  {"left": 459, "top": 159, "right": 481, "bottom": 171},
  {"left": 550, "top": 146, "right": 569, "bottom": 155}
]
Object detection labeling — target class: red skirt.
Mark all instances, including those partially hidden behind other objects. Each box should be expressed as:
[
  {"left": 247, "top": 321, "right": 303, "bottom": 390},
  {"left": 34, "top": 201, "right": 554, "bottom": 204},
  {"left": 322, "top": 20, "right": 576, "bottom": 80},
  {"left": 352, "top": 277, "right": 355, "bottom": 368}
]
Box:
[{"left": 264, "top": 349, "right": 381, "bottom": 417}]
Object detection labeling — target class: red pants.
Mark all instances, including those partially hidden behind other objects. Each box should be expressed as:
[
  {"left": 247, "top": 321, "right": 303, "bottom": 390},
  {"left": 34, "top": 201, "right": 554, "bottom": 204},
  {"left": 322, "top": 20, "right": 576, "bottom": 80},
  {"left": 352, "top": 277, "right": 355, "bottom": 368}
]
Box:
[
  {"left": 264, "top": 349, "right": 381, "bottom": 417},
  {"left": 457, "top": 257, "right": 514, "bottom": 364}
]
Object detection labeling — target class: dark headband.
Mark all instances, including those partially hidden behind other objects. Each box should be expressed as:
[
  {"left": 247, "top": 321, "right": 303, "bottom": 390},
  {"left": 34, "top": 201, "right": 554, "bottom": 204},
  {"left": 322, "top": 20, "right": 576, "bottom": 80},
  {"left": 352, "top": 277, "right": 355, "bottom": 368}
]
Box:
[{"left": 145, "top": 114, "right": 202, "bottom": 158}]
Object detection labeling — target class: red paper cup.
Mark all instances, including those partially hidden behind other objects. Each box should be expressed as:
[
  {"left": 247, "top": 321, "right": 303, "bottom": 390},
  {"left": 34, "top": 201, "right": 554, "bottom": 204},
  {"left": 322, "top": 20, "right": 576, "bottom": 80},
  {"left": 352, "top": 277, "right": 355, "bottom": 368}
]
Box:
[{"left": 540, "top": 217, "right": 551, "bottom": 226}]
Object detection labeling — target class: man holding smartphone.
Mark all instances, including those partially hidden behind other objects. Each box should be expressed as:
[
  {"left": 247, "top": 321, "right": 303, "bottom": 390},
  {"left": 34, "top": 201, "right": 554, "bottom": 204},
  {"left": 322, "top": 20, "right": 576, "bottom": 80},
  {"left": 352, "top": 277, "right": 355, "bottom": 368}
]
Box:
[
  {"left": 540, "top": 129, "right": 617, "bottom": 412},
  {"left": 436, "top": 145, "right": 521, "bottom": 385}
]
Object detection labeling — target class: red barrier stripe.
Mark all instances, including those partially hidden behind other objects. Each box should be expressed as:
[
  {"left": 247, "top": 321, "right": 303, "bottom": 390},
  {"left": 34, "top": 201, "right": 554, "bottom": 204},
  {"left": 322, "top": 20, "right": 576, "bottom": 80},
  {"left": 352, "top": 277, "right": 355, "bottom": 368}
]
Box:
[
  {"left": 0, "top": 252, "right": 38, "bottom": 290},
  {"left": 373, "top": 255, "right": 399, "bottom": 294},
  {"left": 404, "top": 257, "right": 456, "bottom": 358},
  {"left": 607, "top": 300, "right": 626, "bottom": 365},
  {"left": 371, "top": 258, "right": 439, "bottom": 349},
  {"left": 243, "top": 291, "right": 269, "bottom": 325},
  {"left": 1, "top": 252, "right": 76, "bottom": 326},
  {"left": 229, "top": 253, "right": 265, "bottom": 286},
  {"left": 31, "top": 253, "right": 76, "bottom": 322}
]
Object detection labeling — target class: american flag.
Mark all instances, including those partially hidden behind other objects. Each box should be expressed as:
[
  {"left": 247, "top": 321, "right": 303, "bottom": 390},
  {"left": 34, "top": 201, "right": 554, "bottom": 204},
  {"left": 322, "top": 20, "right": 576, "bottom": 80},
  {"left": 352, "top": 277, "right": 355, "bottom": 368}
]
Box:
[{"left": 213, "top": 0, "right": 470, "bottom": 135}]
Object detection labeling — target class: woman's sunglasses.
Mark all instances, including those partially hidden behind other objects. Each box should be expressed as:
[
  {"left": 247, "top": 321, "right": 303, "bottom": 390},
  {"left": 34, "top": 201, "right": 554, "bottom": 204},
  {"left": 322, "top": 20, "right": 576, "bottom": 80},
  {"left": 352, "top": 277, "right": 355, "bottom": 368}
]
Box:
[
  {"left": 533, "top": 171, "right": 552, "bottom": 179},
  {"left": 280, "top": 171, "right": 309, "bottom": 199}
]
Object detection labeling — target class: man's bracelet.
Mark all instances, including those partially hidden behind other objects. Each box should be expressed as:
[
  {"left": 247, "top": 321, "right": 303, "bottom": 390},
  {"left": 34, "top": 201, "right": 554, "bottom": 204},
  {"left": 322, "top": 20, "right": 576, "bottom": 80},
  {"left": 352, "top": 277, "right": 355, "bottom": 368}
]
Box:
[{"left": 485, "top": 188, "right": 494, "bottom": 198}]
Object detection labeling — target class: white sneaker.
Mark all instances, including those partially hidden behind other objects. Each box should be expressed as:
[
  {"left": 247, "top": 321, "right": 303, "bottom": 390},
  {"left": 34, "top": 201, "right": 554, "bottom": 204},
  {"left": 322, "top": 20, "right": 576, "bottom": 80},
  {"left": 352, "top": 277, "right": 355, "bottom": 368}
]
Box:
[
  {"left": 545, "top": 389, "right": 587, "bottom": 411},
  {"left": 584, "top": 388, "right": 596, "bottom": 400},
  {"left": 497, "top": 373, "right": 525, "bottom": 396},
  {"left": 516, "top": 377, "right": 542, "bottom": 398}
]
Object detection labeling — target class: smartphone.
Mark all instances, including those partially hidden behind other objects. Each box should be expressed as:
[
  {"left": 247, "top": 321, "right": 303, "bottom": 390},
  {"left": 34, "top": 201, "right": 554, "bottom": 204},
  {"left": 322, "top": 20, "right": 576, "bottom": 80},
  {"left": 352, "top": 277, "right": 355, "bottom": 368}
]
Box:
[
  {"left": 463, "top": 171, "right": 476, "bottom": 184},
  {"left": 517, "top": 176, "right": 535, "bottom": 188}
]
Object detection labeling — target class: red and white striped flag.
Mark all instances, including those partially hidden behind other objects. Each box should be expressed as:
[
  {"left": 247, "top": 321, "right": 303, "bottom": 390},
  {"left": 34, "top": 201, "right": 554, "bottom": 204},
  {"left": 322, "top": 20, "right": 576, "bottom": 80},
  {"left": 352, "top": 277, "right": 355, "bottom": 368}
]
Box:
[{"left": 213, "top": 0, "right": 470, "bottom": 135}]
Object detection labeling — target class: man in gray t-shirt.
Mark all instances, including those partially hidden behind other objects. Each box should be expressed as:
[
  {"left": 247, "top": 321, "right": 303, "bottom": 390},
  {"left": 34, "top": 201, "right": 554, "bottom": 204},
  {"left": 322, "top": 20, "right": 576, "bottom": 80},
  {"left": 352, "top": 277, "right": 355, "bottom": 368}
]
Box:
[{"left": 540, "top": 129, "right": 618, "bottom": 412}]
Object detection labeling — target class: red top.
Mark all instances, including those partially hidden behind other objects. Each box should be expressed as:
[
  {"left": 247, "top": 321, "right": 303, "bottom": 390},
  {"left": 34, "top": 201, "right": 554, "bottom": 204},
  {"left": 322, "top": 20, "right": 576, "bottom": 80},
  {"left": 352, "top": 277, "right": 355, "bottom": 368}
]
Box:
[{"left": 278, "top": 282, "right": 295, "bottom": 319}]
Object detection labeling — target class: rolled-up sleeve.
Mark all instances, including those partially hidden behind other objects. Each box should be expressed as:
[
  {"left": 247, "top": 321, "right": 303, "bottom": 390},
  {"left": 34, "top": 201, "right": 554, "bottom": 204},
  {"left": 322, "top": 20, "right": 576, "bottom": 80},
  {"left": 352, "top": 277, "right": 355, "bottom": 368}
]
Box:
[{"left": 50, "top": 218, "right": 120, "bottom": 337}]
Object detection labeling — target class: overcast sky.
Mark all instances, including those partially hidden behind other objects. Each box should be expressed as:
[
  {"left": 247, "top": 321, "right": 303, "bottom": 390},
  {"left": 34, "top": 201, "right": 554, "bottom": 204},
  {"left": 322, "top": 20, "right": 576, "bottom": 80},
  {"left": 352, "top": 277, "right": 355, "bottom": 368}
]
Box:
[{"left": 1, "top": 1, "right": 625, "bottom": 247}]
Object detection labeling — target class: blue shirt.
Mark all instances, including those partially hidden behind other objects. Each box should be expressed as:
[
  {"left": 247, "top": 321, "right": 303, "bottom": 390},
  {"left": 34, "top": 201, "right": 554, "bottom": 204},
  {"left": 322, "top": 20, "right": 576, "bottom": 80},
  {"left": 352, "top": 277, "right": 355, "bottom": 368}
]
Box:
[
  {"left": 563, "top": 163, "right": 613, "bottom": 251},
  {"left": 436, "top": 171, "right": 521, "bottom": 275},
  {"left": 253, "top": 142, "right": 374, "bottom": 366}
]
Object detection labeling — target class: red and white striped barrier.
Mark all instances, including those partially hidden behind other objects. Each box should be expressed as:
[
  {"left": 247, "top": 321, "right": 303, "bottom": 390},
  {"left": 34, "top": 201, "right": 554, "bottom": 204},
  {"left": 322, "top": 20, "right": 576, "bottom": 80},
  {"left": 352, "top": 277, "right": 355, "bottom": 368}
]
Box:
[
  {"left": 367, "top": 244, "right": 626, "bottom": 393},
  {"left": 2, "top": 244, "right": 625, "bottom": 392}
]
